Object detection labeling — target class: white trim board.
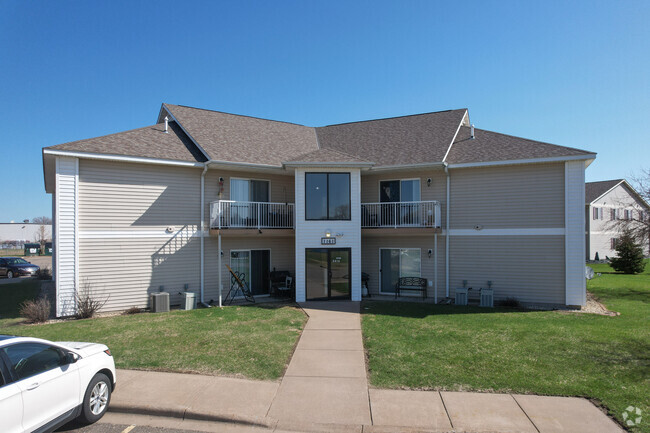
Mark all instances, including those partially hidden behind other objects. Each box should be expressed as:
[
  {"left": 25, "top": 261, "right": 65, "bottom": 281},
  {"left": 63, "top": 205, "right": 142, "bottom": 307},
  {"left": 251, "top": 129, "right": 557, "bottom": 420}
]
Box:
[
  {"left": 447, "top": 154, "right": 596, "bottom": 169},
  {"left": 79, "top": 230, "right": 201, "bottom": 239},
  {"left": 448, "top": 228, "right": 565, "bottom": 236},
  {"left": 43, "top": 149, "right": 204, "bottom": 168}
]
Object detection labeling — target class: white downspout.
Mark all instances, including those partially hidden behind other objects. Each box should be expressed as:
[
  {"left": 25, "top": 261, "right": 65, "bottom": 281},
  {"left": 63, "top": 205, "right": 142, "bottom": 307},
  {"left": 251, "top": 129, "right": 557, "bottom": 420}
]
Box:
[
  {"left": 434, "top": 233, "right": 438, "bottom": 304},
  {"left": 200, "top": 160, "right": 212, "bottom": 306},
  {"left": 444, "top": 162, "right": 450, "bottom": 298},
  {"left": 218, "top": 233, "right": 222, "bottom": 307}
]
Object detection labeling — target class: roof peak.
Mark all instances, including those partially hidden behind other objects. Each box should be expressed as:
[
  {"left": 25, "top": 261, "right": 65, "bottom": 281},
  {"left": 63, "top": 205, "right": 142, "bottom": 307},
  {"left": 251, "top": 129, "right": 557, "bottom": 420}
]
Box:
[
  {"left": 163, "top": 103, "right": 308, "bottom": 127},
  {"left": 320, "top": 108, "right": 468, "bottom": 128}
]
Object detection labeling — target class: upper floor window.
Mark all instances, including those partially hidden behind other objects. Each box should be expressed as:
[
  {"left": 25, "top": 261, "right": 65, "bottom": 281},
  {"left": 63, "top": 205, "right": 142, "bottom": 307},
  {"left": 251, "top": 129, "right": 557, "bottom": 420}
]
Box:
[
  {"left": 380, "top": 179, "right": 421, "bottom": 203},
  {"left": 305, "top": 173, "right": 350, "bottom": 220},
  {"left": 592, "top": 207, "right": 603, "bottom": 220},
  {"left": 610, "top": 208, "right": 617, "bottom": 220},
  {"left": 231, "top": 178, "right": 270, "bottom": 202}
]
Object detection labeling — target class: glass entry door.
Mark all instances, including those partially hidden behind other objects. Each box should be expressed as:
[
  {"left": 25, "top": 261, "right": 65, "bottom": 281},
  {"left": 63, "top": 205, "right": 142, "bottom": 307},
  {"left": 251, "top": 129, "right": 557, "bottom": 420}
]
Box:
[
  {"left": 380, "top": 248, "right": 421, "bottom": 294},
  {"left": 305, "top": 248, "right": 351, "bottom": 300}
]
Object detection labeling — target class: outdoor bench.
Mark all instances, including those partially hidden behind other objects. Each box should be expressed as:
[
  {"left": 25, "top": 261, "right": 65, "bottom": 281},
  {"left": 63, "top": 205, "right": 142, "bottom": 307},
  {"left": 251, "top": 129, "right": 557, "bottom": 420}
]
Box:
[{"left": 395, "top": 277, "right": 427, "bottom": 299}]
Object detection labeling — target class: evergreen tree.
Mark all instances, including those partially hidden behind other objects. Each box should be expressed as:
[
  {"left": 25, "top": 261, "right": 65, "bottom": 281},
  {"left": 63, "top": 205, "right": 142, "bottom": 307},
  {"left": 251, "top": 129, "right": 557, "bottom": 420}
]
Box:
[{"left": 609, "top": 231, "right": 646, "bottom": 274}]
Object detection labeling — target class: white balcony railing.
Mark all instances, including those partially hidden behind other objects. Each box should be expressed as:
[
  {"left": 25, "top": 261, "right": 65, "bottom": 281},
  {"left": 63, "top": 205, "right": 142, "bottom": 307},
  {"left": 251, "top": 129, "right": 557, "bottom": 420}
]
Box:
[
  {"left": 361, "top": 201, "right": 441, "bottom": 228},
  {"left": 210, "top": 200, "right": 294, "bottom": 229}
]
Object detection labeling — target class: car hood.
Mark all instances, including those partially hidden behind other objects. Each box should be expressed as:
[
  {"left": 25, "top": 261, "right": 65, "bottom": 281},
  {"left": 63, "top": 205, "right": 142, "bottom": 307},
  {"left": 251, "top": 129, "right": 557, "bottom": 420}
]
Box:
[
  {"left": 56, "top": 341, "right": 109, "bottom": 357},
  {"left": 12, "top": 264, "right": 38, "bottom": 268}
]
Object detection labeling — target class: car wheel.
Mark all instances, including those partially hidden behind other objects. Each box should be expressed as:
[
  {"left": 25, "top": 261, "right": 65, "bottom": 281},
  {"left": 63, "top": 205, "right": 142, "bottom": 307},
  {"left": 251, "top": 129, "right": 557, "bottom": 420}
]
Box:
[
  {"left": 6, "top": 270, "right": 13, "bottom": 279},
  {"left": 78, "top": 373, "right": 111, "bottom": 424}
]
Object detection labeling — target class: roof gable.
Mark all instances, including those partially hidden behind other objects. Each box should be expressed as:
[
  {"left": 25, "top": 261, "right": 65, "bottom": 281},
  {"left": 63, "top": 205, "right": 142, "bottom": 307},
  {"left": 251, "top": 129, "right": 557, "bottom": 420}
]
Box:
[
  {"left": 45, "top": 121, "right": 207, "bottom": 163},
  {"left": 315, "top": 109, "right": 467, "bottom": 167},
  {"left": 162, "top": 104, "right": 318, "bottom": 167}
]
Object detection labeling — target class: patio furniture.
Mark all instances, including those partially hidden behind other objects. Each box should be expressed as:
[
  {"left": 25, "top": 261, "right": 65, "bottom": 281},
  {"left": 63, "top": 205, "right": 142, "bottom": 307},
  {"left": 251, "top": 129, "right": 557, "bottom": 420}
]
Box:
[
  {"left": 395, "top": 277, "right": 427, "bottom": 299},
  {"left": 224, "top": 264, "right": 255, "bottom": 305},
  {"left": 276, "top": 276, "right": 294, "bottom": 298}
]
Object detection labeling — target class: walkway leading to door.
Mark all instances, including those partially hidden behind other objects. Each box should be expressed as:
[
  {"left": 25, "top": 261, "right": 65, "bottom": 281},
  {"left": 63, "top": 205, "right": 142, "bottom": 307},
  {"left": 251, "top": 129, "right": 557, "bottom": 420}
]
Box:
[
  {"left": 267, "top": 302, "right": 371, "bottom": 430},
  {"left": 109, "top": 302, "right": 623, "bottom": 432},
  {"left": 266, "top": 301, "right": 622, "bottom": 433}
]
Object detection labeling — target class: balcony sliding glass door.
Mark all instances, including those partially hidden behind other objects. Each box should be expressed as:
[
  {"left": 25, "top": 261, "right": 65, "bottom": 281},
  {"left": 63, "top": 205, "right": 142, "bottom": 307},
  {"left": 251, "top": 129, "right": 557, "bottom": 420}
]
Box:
[{"left": 230, "top": 179, "right": 270, "bottom": 226}]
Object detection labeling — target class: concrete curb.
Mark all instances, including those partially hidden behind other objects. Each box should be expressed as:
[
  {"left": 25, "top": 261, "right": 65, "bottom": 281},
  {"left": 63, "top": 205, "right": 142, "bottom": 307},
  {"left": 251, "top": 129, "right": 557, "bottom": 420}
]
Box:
[{"left": 109, "top": 402, "right": 277, "bottom": 429}]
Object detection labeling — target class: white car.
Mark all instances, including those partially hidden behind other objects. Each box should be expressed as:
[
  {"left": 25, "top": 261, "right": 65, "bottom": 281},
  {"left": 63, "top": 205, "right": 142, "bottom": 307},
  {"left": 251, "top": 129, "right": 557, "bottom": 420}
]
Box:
[{"left": 0, "top": 335, "right": 116, "bottom": 433}]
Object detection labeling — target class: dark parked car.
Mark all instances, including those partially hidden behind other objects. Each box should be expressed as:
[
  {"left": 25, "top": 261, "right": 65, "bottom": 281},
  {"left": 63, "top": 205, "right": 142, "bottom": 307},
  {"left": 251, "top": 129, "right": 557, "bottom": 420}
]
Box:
[{"left": 0, "top": 257, "right": 40, "bottom": 279}]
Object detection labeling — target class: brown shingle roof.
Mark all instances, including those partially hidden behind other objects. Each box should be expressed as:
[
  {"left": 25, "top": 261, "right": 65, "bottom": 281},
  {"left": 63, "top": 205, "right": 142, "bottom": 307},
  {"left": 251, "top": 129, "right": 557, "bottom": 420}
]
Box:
[
  {"left": 46, "top": 121, "right": 207, "bottom": 163},
  {"left": 286, "top": 147, "right": 373, "bottom": 165},
  {"left": 315, "top": 109, "right": 467, "bottom": 166},
  {"left": 445, "top": 126, "right": 594, "bottom": 165},
  {"left": 585, "top": 179, "right": 624, "bottom": 204},
  {"left": 163, "top": 104, "right": 318, "bottom": 166},
  {"left": 46, "top": 104, "right": 596, "bottom": 169}
]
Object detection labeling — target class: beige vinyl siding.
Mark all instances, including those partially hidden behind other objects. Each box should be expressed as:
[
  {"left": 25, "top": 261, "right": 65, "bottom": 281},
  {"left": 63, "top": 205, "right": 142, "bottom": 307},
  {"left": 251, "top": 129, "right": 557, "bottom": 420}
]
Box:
[
  {"left": 361, "top": 169, "right": 447, "bottom": 227},
  {"left": 77, "top": 159, "right": 202, "bottom": 311},
  {"left": 78, "top": 234, "right": 200, "bottom": 311},
  {"left": 203, "top": 236, "right": 295, "bottom": 302},
  {"left": 203, "top": 170, "right": 295, "bottom": 224},
  {"left": 361, "top": 234, "right": 445, "bottom": 298},
  {"left": 450, "top": 163, "right": 565, "bottom": 229},
  {"left": 449, "top": 236, "right": 565, "bottom": 305},
  {"left": 78, "top": 159, "right": 201, "bottom": 231}
]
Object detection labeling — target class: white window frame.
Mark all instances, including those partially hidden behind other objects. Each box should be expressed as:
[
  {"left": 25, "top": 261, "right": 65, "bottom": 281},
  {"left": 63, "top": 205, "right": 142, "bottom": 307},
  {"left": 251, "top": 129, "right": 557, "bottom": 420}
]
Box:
[
  {"left": 377, "top": 178, "right": 421, "bottom": 202},
  {"left": 378, "top": 248, "right": 422, "bottom": 295},
  {"left": 229, "top": 248, "right": 272, "bottom": 298}
]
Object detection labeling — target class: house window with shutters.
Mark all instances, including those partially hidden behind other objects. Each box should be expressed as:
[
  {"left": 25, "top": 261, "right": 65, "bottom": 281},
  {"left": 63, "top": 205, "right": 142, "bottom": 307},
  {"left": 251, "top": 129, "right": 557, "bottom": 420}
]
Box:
[{"left": 611, "top": 238, "right": 619, "bottom": 249}]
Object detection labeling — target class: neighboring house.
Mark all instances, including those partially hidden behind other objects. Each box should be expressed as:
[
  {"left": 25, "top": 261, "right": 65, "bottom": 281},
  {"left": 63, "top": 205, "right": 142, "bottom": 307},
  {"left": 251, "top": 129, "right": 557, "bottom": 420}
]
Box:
[
  {"left": 585, "top": 179, "right": 650, "bottom": 260},
  {"left": 42, "top": 104, "right": 595, "bottom": 316}
]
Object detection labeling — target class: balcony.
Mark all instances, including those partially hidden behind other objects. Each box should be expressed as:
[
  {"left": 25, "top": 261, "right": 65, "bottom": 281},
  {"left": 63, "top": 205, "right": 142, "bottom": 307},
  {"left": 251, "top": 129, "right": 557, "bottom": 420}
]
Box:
[
  {"left": 210, "top": 200, "right": 294, "bottom": 230},
  {"left": 361, "top": 201, "right": 441, "bottom": 229}
]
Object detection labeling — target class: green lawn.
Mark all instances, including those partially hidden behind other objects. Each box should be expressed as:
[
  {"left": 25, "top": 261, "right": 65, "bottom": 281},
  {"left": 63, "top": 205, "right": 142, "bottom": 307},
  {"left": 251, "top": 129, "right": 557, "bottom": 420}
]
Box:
[
  {"left": 0, "top": 281, "right": 306, "bottom": 380},
  {"left": 362, "top": 260, "right": 649, "bottom": 432}
]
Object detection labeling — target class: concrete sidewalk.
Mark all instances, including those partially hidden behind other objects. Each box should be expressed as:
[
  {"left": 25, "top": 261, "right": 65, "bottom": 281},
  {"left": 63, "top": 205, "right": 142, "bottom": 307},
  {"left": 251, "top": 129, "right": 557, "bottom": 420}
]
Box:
[{"left": 108, "top": 302, "right": 623, "bottom": 433}]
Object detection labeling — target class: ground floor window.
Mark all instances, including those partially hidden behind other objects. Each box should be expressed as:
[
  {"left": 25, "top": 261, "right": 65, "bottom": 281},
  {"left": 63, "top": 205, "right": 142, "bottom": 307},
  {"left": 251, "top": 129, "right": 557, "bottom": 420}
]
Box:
[
  {"left": 230, "top": 249, "right": 271, "bottom": 296},
  {"left": 379, "top": 248, "right": 421, "bottom": 294}
]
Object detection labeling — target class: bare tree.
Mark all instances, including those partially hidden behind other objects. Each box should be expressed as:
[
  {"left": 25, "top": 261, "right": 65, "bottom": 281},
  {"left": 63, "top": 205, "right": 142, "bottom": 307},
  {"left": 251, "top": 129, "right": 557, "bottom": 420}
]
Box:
[
  {"left": 606, "top": 169, "right": 650, "bottom": 255},
  {"left": 32, "top": 216, "right": 52, "bottom": 251}
]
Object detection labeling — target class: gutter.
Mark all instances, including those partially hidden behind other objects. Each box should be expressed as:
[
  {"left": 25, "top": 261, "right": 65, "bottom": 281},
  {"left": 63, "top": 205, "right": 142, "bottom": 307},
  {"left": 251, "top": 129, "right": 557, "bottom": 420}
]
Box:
[{"left": 444, "top": 162, "right": 450, "bottom": 298}]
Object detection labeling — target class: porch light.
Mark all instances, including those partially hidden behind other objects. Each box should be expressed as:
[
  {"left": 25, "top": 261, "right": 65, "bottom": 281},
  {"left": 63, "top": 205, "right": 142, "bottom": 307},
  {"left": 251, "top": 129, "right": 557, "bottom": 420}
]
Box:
[{"left": 325, "top": 230, "right": 331, "bottom": 238}]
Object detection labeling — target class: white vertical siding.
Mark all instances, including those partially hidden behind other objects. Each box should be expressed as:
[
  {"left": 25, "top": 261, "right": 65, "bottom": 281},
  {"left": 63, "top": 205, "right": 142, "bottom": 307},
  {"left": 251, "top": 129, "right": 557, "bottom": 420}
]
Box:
[
  {"left": 55, "top": 157, "right": 78, "bottom": 316},
  {"left": 295, "top": 168, "right": 362, "bottom": 302},
  {"left": 565, "top": 161, "right": 586, "bottom": 306}
]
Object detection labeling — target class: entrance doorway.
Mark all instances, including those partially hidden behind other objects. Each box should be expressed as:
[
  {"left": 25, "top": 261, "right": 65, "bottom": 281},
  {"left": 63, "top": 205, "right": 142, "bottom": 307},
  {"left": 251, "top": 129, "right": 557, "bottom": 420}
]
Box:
[{"left": 305, "top": 248, "right": 351, "bottom": 300}]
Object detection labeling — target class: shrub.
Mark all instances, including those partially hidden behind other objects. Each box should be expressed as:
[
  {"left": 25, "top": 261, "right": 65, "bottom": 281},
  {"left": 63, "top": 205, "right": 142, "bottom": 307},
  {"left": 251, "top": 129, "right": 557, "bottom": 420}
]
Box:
[
  {"left": 123, "top": 306, "right": 143, "bottom": 315},
  {"left": 610, "top": 231, "right": 646, "bottom": 274},
  {"left": 498, "top": 297, "right": 521, "bottom": 308},
  {"left": 35, "top": 267, "right": 52, "bottom": 280},
  {"left": 76, "top": 279, "right": 108, "bottom": 319},
  {"left": 20, "top": 298, "right": 51, "bottom": 323}
]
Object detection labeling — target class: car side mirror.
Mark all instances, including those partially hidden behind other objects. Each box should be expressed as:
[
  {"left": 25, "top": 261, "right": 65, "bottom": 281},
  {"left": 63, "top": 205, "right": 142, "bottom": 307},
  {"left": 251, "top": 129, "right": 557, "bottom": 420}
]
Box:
[{"left": 65, "top": 352, "right": 80, "bottom": 364}]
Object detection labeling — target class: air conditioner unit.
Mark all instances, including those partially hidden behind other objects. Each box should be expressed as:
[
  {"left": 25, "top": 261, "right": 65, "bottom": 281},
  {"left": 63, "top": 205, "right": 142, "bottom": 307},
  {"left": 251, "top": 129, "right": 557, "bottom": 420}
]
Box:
[
  {"left": 150, "top": 292, "right": 170, "bottom": 313},
  {"left": 455, "top": 288, "right": 468, "bottom": 306},
  {"left": 181, "top": 292, "right": 196, "bottom": 310},
  {"left": 480, "top": 288, "right": 494, "bottom": 308}
]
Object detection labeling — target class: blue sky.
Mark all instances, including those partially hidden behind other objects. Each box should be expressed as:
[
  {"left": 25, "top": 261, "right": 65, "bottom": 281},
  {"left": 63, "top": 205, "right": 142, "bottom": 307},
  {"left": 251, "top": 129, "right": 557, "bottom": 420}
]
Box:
[{"left": 1, "top": 0, "right": 648, "bottom": 222}]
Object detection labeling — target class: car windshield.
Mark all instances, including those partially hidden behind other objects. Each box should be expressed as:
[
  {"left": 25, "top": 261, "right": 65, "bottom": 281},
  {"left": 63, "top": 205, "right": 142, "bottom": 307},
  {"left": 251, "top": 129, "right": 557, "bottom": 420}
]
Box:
[{"left": 6, "top": 258, "right": 29, "bottom": 265}]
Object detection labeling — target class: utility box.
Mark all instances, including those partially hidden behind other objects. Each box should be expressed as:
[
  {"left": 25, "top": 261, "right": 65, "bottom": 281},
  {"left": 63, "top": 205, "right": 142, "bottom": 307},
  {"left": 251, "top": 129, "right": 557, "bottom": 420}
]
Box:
[
  {"left": 455, "top": 288, "right": 468, "bottom": 306},
  {"left": 181, "top": 292, "right": 196, "bottom": 310},
  {"left": 44, "top": 242, "right": 53, "bottom": 256},
  {"left": 24, "top": 243, "right": 41, "bottom": 256},
  {"left": 150, "top": 292, "right": 170, "bottom": 313},
  {"left": 480, "top": 288, "right": 494, "bottom": 307}
]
